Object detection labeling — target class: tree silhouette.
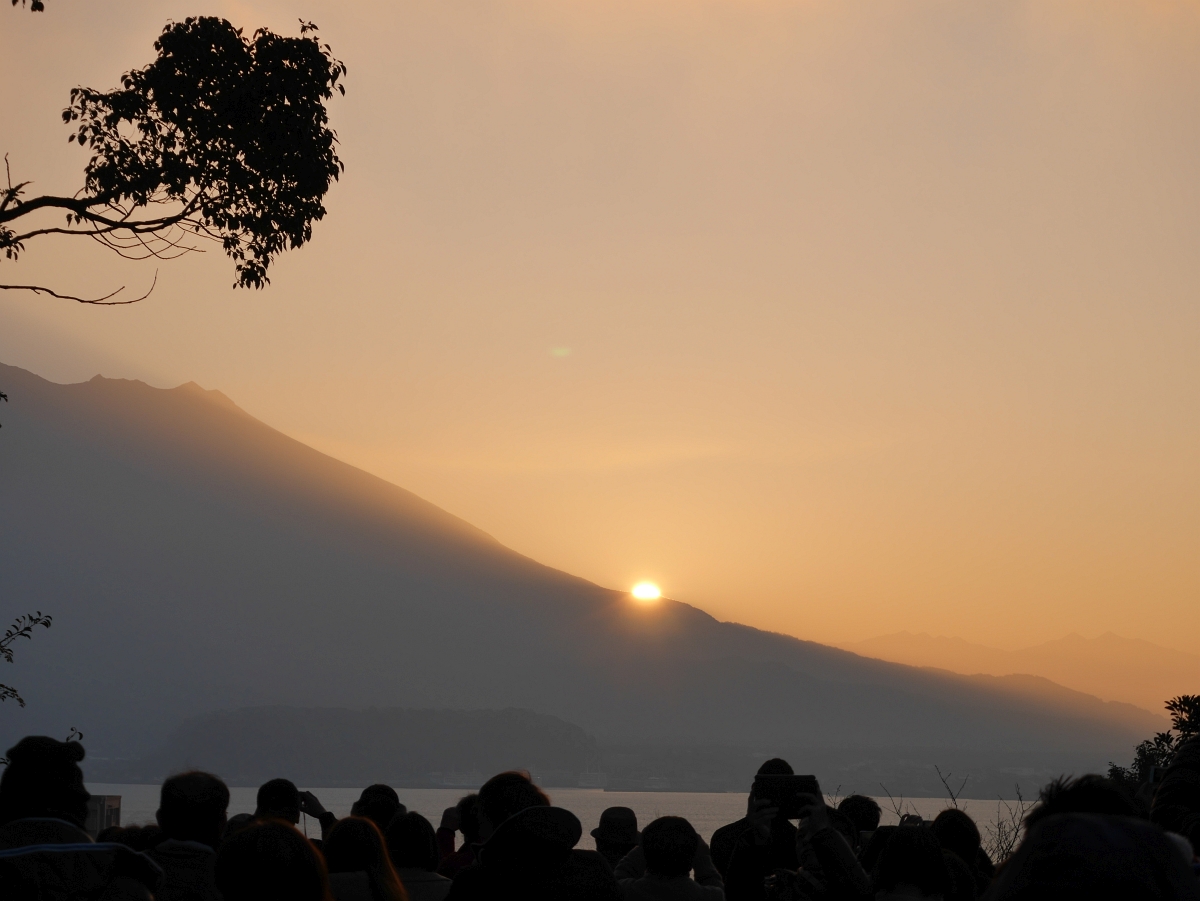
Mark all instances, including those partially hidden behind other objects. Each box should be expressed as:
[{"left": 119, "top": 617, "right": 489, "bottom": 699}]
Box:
[
  {"left": 1, "top": 16, "right": 347, "bottom": 302},
  {"left": 1108, "top": 694, "right": 1200, "bottom": 789}
]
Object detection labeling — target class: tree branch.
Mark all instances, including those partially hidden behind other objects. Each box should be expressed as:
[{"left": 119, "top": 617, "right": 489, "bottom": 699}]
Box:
[
  {"left": 0, "top": 684, "right": 26, "bottom": 708},
  {"left": 0, "top": 192, "right": 94, "bottom": 224},
  {"left": 0, "top": 269, "right": 157, "bottom": 304}
]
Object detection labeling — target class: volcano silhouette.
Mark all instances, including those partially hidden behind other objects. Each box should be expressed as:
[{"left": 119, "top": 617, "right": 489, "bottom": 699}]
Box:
[{"left": 0, "top": 363, "right": 1159, "bottom": 770}]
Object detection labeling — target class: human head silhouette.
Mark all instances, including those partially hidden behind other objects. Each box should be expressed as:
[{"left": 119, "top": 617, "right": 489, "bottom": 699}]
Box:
[
  {"left": 0, "top": 735, "right": 90, "bottom": 828},
  {"left": 477, "top": 771, "right": 550, "bottom": 840},
  {"left": 350, "top": 784, "right": 403, "bottom": 831},
  {"left": 756, "top": 758, "right": 794, "bottom": 777},
  {"left": 988, "top": 813, "right": 1199, "bottom": 900},
  {"left": 838, "top": 794, "right": 882, "bottom": 832},
  {"left": 224, "top": 812, "right": 256, "bottom": 842},
  {"left": 215, "top": 819, "right": 332, "bottom": 901},
  {"left": 591, "top": 806, "right": 640, "bottom": 868},
  {"left": 385, "top": 811, "right": 440, "bottom": 871},
  {"left": 255, "top": 778, "right": 301, "bottom": 824},
  {"left": 1024, "top": 774, "right": 1138, "bottom": 831},
  {"left": 157, "top": 770, "right": 230, "bottom": 849},
  {"left": 642, "top": 816, "right": 699, "bottom": 878},
  {"left": 456, "top": 793, "right": 481, "bottom": 844},
  {"left": 931, "top": 808, "right": 981, "bottom": 866}
]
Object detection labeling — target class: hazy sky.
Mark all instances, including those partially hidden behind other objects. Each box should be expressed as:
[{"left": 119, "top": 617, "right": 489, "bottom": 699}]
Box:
[{"left": 2, "top": 0, "right": 1198, "bottom": 652}]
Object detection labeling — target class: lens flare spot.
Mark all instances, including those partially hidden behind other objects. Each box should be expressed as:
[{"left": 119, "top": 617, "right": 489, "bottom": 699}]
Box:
[{"left": 631, "top": 582, "right": 661, "bottom": 602}]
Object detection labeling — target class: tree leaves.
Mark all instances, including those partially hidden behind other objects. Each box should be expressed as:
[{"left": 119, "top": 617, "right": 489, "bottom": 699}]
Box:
[
  {"left": 0, "top": 612, "right": 52, "bottom": 708},
  {"left": 4, "top": 17, "right": 347, "bottom": 290},
  {"left": 1165, "top": 695, "right": 1200, "bottom": 740},
  {"left": 1108, "top": 694, "right": 1200, "bottom": 788}
]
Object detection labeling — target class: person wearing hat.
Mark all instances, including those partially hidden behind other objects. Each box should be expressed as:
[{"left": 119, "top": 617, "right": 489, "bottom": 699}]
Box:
[
  {"left": 446, "top": 771, "right": 621, "bottom": 900},
  {"left": 592, "top": 807, "right": 641, "bottom": 870}
]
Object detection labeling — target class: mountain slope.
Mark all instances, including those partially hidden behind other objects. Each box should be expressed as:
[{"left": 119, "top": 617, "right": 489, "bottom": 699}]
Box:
[
  {"left": 0, "top": 363, "right": 1161, "bottom": 771},
  {"left": 844, "top": 631, "right": 1200, "bottom": 713}
]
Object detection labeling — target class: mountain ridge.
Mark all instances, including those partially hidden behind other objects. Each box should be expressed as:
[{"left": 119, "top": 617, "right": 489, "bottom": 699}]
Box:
[
  {"left": 0, "top": 363, "right": 1161, "bottom": 783},
  {"left": 842, "top": 631, "right": 1200, "bottom": 714}
]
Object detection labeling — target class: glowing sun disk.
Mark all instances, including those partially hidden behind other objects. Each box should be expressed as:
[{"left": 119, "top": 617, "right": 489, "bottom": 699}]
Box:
[{"left": 631, "top": 581, "right": 661, "bottom": 601}]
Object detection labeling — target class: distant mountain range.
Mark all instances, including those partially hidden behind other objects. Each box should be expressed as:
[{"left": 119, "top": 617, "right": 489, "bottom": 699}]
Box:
[
  {"left": 0, "top": 363, "right": 1165, "bottom": 792},
  {"left": 841, "top": 632, "right": 1200, "bottom": 714}
]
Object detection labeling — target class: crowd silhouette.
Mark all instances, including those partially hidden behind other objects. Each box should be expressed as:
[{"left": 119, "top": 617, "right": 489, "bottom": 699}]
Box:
[{"left": 0, "top": 733, "right": 1197, "bottom": 899}]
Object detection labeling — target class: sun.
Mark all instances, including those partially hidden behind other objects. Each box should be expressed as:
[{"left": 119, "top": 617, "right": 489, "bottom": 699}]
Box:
[{"left": 631, "top": 581, "right": 661, "bottom": 602}]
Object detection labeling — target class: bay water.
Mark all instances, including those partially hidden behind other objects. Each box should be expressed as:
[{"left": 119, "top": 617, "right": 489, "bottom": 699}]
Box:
[{"left": 88, "top": 784, "right": 1013, "bottom": 848}]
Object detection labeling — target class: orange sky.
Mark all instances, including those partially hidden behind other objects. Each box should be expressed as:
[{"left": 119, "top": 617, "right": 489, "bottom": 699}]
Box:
[{"left": 2, "top": 0, "right": 1198, "bottom": 652}]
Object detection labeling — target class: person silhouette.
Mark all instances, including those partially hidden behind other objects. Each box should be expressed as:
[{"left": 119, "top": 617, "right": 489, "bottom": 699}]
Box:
[
  {"left": 148, "top": 770, "right": 229, "bottom": 901},
  {"left": 436, "top": 794, "right": 480, "bottom": 878},
  {"left": 386, "top": 811, "right": 451, "bottom": 901},
  {"left": 615, "top": 816, "right": 724, "bottom": 900},
  {"left": 324, "top": 816, "right": 409, "bottom": 901},
  {"left": 0, "top": 735, "right": 161, "bottom": 899},
  {"left": 255, "top": 778, "right": 336, "bottom": 840},
  {"left": 445, "top": 771, "right": 620, "bottom": 900},
  {"left": 710, "top": 758, "right": 799, "bottom": 897},
  {"left": 351, "top": 784, "right": 405, "bottom": 832},
  {"left": 872, "top": 826, "right": 953, "bottom": 901},
  {"left": 591, "top": 807, "right": 640, "bottom": 870},
  {"left": 215, "top": 819, "right": 333, "bottom": 901}
]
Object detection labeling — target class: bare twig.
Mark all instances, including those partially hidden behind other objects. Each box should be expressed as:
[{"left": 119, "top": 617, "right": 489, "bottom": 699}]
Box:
[
  {"left": 934, "top": 765, "right": 969, "bottom": 810},
  {"left": 878, "top": 783, "right": 911, "bottom": 820},
  {"left": 981, "top": 785, "right": 1031, "bottom": 864},
  {"left": 94, "top": 225, "right": 201, "bottom": 261},
  {"left": 0, "top": 269, "right": 157, "bottom": 305}
]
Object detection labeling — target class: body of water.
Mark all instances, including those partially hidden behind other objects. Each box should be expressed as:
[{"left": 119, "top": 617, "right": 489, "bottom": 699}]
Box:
[{"left": 88, "top": 784, "right": 1012, "bottom": 848}]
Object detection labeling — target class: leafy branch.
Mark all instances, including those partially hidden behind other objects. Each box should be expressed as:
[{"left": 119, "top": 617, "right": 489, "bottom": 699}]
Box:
[
  {"left": 0, "top": 612, "right": 53, "bottom": 708},
  {"left": 1108, "top": 695, "right": 1200, "bottom": 788},
  {"left": 2, "top": 17, "right": 346, "bottom": 298}
]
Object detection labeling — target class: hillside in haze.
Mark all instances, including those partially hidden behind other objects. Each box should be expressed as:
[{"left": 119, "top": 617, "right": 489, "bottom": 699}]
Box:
[
  {"left": 843, "top": 632, "right": 1200, "bottom": 714},
  {"left": 106, "top": 707, "right": 597, "bottom": 788},
  {"left": 0, "top": 363, "right": 1164, "bottom": 790}
]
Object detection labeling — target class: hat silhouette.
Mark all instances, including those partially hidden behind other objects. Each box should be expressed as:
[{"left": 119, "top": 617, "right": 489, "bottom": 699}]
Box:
[
  {"left": 481, "top": 805, "right": 582, "bottom": 871},
  {"left": 591, "top": 807, "right": 640, "bottom": 845}
]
